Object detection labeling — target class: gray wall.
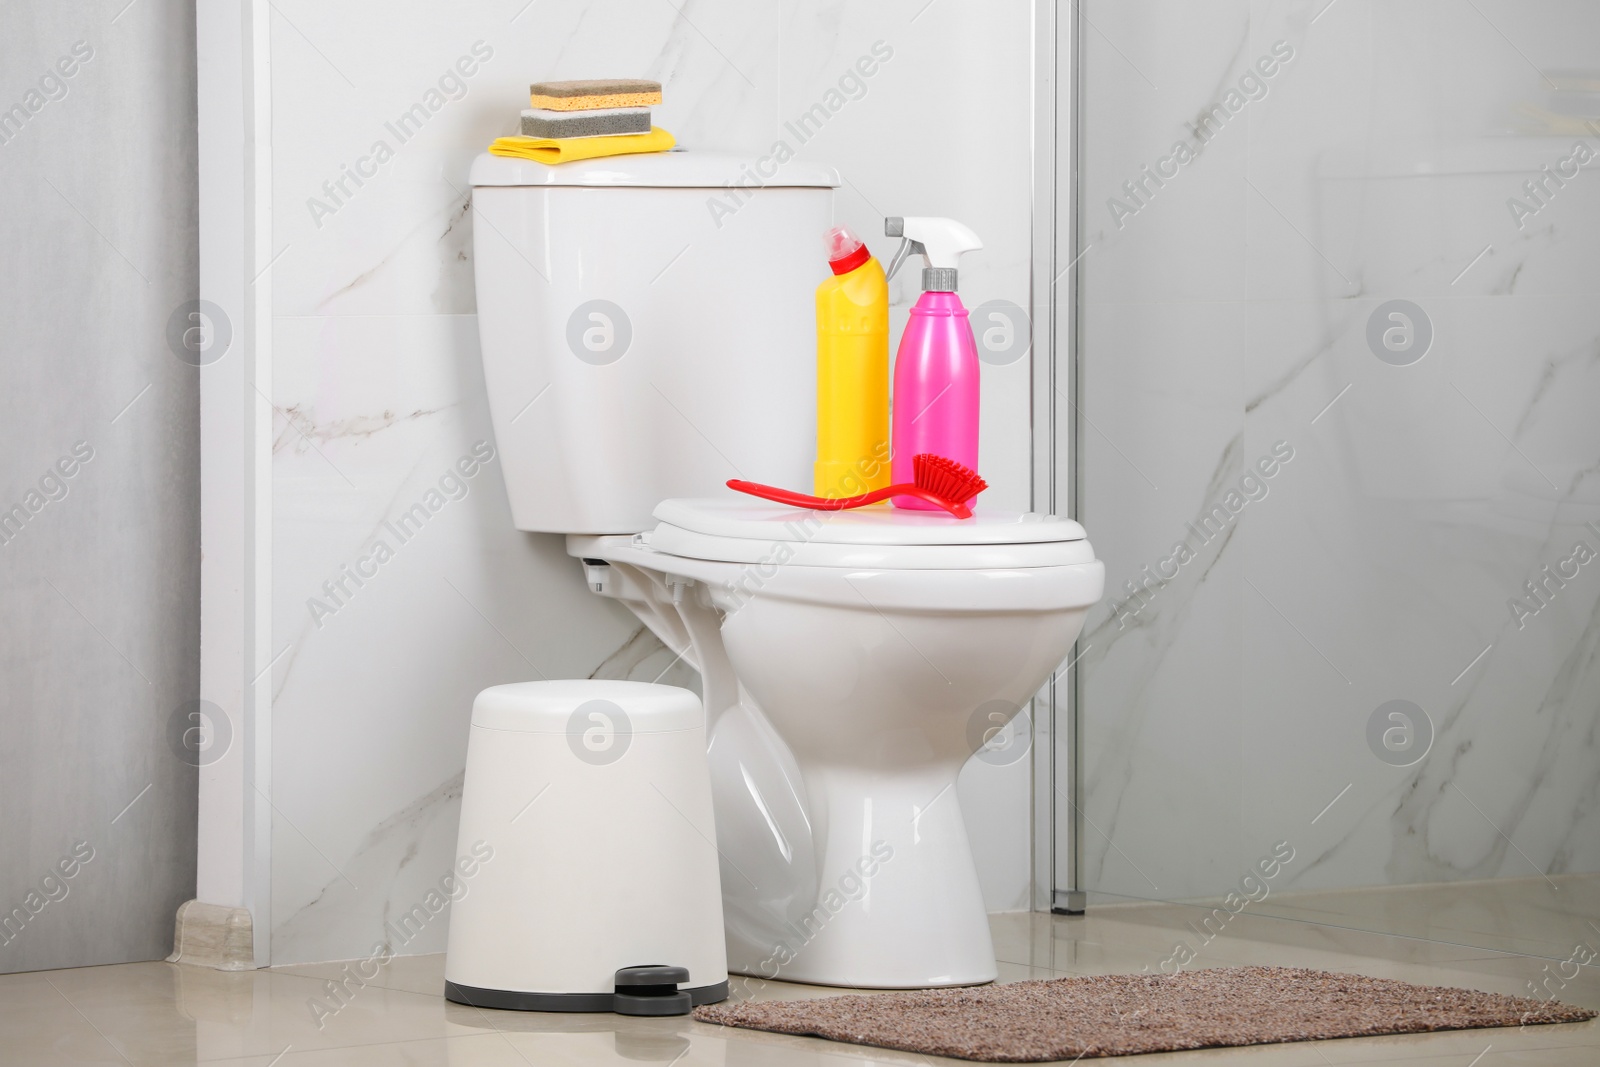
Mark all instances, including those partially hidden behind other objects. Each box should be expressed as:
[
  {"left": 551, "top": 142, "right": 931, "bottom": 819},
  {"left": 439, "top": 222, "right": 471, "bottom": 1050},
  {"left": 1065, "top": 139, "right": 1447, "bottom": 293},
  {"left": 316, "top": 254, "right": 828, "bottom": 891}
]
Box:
[{"left": 0, "top": 0, "right": 198, "bottom": 973}]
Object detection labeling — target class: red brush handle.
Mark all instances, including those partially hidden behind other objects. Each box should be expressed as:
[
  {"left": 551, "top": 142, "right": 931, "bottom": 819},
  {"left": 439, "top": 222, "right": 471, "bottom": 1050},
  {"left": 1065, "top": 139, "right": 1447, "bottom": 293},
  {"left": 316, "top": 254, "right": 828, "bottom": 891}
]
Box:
[{"left": 726, "top": 480, "right": 972, "bottom": 519}]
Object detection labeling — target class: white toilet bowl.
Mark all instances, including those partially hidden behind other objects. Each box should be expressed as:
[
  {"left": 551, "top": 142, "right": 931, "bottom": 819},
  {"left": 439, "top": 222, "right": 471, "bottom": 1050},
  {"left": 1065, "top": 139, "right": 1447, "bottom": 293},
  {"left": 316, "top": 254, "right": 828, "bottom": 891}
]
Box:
[{"left": 570, "top": 500, "right": 1103, "bottom": 988}]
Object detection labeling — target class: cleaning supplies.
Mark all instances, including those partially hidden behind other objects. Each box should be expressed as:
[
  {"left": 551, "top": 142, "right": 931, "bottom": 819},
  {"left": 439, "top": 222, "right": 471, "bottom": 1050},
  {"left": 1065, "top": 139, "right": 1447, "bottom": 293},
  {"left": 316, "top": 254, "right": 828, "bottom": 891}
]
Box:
[
  {"left": 529, "top": 79, "right": 663, "bottom": 112},
  {"left": 814, "top": 226, "right": 890, "bottom": 498},
  {"left": 730, "top": 454, "right": 988, "bottom": 519},
  {"left": 883, "top": 217, "right": 983, "bottom": 511},
  {"left": 491, "top": 78, "right": 673, "bottom": 164},
  {"left": 488, "top": 126, "right": 675, "bottom": 164},
  {"left": 520, "top": 106, "right": 652, "bottom": 139},
  {"left": 522, "top": 78, "right": 660, "bottom": 139}
]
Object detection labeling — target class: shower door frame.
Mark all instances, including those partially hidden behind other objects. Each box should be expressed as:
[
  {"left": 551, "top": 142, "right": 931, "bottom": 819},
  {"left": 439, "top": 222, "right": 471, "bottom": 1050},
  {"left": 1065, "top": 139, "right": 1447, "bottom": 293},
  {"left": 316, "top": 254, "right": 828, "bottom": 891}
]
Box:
[{"left": 1028, "top": 0, "right": 1084, "bottom": 914}]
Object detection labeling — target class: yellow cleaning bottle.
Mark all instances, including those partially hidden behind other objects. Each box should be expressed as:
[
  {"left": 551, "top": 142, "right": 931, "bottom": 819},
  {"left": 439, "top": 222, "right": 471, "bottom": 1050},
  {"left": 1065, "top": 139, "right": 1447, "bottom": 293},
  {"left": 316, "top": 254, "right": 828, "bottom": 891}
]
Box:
[{"left": 814, "top": 226, "right": 890, "bottom": 498}]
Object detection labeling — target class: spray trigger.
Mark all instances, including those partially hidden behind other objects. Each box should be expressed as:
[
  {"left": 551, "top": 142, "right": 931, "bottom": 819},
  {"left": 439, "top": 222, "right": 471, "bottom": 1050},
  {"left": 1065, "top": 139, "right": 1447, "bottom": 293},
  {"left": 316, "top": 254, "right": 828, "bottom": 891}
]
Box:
[
  {"left": 883, "top": 216, "right": 981, "bottom": 291},
  {"left": 884, "top": 238, "right": 923, "bottom": 282}
]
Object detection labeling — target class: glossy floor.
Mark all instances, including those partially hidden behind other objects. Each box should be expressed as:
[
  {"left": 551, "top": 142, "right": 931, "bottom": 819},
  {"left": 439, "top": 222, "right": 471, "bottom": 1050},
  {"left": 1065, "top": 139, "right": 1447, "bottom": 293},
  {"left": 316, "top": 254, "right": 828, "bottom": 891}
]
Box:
[{"left": 4, "top": 877, "right": 1597, "bottom": 1066}]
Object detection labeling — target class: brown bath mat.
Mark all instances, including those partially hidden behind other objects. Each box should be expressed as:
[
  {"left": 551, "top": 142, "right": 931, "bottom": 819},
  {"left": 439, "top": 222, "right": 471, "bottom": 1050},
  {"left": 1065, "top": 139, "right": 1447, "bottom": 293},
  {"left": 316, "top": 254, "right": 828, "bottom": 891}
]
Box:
[{"left": 693, "top": 966, "right": 1595, "bottom": 1062}]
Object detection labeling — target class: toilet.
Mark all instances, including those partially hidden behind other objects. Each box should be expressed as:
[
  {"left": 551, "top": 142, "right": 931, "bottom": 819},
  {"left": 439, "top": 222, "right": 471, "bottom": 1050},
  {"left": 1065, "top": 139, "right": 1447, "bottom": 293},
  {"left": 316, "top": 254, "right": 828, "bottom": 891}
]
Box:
[{"left": 469, "top": 152, "right": 1104, "bottom": 989}]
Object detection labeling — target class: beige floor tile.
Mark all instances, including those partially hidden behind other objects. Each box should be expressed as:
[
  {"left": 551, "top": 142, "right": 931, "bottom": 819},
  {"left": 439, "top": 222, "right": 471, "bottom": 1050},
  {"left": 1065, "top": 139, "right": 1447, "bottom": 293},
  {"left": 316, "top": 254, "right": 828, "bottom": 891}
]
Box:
[
  {"left": 1306, "top": 1020, "right": 1600, "bottom": 1063},
  {"left": 993, "top": 959, "right": 1076, "bottom": 984},
  {"left": 676, "top": 1022, "right": 975, "bottom": 1067},
  {"left": 1031, "top": 1043, "right": 1335, "bottom": 1066},
  {"left": 1248, "top": 875, "right": 1600, "bottom": 960},
  {"left": 1348, "top": 1047, "right": 1600, "bottom": 1067},
  {"left": 203, "top": 1032, "right": 547, "bottom": 1067},
  {"left": 1086, "top": 874, "right": 1600, "bottom": 962},
  {"left": 39, "top": 960, "right": 487, "bottom": 1065},
  {"left": 6, "top": 878, "right": 1598, "bottom": 1066},
  {"left": 274, "top": 951, "right": 449, "bottom": 1000},
  {"left": 0, "top": 969, "right": 100, "bottom": 1032},
  {"left": 0, "top": 1009, "right": 131, "bottom": 1066}
]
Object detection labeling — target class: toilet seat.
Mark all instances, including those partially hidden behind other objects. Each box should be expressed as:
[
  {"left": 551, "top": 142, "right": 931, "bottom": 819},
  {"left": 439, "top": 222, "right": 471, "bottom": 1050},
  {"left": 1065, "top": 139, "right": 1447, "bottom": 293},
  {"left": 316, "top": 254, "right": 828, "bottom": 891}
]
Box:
[{"left": 647, "top": 498, "right": 1094, "bottom": 569}]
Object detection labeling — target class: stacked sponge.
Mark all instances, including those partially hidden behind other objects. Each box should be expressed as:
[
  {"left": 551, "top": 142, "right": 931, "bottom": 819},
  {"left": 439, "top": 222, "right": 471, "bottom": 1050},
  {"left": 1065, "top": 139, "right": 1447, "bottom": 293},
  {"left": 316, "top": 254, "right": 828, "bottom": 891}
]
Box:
[
  {"left": 520, "top": 78, "right": 662, "bottom": 139},
  {"left": 490, "top": 78, "right": 674, "bottom": 164}
]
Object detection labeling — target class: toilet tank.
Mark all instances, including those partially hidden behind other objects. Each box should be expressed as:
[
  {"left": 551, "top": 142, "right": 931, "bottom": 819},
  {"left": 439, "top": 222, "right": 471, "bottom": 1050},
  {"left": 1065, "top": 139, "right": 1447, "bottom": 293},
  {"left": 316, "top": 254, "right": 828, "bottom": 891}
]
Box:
[{"left": 469, "top": 152, "right": 838, "bottom": 533}]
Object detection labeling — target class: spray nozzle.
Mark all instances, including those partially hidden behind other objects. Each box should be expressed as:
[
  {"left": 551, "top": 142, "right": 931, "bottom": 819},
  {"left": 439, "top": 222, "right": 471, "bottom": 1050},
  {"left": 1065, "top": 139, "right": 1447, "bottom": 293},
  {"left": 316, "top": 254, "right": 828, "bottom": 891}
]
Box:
[{"left": 883, "top": 216, "right": 982, "bottom": 291}]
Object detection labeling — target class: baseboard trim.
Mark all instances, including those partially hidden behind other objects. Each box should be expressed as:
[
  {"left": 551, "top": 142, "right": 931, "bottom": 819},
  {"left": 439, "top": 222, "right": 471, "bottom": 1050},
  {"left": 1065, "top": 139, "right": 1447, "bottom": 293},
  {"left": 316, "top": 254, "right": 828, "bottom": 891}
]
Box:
[{"left": 166, "top": 899, "right": 254, "bottom": 970}]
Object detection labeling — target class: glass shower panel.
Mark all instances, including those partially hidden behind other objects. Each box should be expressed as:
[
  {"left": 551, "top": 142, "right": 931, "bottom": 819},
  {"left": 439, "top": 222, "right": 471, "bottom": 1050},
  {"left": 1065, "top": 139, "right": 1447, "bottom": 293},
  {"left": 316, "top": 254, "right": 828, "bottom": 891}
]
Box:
[{"left": 1071, "top": 0, "right": 1600, "bottom": 957}]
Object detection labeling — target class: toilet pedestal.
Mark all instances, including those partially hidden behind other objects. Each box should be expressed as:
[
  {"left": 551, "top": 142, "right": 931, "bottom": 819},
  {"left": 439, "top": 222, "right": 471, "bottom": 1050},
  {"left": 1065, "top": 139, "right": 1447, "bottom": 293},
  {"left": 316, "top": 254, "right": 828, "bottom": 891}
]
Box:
[{"left": 768, "top": 760, "right": 997, "bottom": 988}]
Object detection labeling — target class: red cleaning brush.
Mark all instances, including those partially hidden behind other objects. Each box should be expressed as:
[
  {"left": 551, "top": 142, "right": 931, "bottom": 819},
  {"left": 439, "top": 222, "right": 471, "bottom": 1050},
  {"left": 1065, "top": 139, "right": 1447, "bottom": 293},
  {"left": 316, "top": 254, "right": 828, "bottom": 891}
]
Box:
[{"left": 727, "top": 454, "right": 988, "bottom": 519}]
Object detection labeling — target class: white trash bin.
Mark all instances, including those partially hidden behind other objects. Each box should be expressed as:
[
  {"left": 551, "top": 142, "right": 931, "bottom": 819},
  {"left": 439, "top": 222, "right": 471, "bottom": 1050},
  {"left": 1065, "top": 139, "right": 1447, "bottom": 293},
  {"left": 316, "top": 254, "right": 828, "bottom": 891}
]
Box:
[{"left": 444, "top": 680, "right": 728, "bottom": 1014}]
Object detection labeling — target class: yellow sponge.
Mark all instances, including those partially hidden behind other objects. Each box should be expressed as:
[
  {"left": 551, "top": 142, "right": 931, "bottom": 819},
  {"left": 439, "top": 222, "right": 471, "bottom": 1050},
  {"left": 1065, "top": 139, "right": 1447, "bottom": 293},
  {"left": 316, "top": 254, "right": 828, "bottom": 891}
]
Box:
[{"left": 529, "top": 78, "right": 662, "bottom": 112}]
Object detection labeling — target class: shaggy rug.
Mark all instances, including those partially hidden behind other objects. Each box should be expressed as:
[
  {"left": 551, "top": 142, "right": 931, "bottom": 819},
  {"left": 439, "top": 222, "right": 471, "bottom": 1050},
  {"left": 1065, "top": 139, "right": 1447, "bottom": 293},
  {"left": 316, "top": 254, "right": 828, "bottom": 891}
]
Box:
[{"left": 692, "top": 966, "right": 1595, "bottom": 1062}]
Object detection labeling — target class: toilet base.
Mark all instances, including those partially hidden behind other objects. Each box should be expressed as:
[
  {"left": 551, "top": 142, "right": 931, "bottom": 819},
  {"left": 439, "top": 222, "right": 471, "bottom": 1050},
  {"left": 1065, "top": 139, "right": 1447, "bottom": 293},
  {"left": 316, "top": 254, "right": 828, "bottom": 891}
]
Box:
[{"left": 727, "top": 761, "right": 999, "bottom": 990}]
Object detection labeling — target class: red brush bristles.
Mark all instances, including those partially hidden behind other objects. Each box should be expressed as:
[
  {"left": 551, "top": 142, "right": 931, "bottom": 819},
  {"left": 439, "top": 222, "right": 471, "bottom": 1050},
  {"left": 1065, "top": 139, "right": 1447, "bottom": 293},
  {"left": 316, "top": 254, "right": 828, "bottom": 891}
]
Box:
[{"left": 913, "top": 453, "right": 987, "bottom": 505}]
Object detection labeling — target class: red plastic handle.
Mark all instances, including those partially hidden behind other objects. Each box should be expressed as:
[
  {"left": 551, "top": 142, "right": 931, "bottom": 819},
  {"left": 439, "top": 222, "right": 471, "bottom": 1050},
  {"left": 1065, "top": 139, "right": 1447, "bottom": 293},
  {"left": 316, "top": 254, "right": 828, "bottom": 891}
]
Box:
[{"left": 726, "top": 480, "right": 971, "bottom": 519}]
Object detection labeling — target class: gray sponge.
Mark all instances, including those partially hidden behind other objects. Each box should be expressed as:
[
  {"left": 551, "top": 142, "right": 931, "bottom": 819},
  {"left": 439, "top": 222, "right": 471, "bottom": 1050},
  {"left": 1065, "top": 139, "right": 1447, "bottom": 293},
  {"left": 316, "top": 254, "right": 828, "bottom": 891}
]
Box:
[{"left": 520, "top": 107, "right": 651, "bottom": 139}]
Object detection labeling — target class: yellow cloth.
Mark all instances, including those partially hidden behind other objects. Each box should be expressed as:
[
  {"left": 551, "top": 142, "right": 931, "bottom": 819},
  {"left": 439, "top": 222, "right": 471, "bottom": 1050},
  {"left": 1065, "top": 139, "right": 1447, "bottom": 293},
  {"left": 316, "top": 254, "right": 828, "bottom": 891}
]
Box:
[{"left": 488, "top": 126, "right": 675, "bottom": 165}]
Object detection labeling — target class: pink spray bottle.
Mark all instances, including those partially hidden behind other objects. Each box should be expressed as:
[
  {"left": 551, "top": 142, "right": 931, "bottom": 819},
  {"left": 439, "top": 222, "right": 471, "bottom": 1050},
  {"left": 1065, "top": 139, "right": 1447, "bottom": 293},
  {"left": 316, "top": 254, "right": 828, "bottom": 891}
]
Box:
[{"left": 883, "top": 216, "right": 984, "bottom": 510}]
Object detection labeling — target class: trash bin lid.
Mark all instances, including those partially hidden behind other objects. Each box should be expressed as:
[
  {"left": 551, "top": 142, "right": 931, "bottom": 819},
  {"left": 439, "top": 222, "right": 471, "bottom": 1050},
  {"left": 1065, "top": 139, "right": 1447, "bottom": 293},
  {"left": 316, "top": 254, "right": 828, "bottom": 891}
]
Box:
[{"left": 470, "top": 680, "right": 703, "bottom": 733}]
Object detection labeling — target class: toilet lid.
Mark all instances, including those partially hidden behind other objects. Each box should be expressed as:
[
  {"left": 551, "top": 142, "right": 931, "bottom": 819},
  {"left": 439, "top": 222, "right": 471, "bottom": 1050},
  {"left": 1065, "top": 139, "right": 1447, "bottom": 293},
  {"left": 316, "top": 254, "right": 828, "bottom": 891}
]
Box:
[
  {"left": 469, "top": 152, "right": 839, "bottom": 189},
  {"left": 647, "top": 499, "right": 1094, "bottom": 570}
]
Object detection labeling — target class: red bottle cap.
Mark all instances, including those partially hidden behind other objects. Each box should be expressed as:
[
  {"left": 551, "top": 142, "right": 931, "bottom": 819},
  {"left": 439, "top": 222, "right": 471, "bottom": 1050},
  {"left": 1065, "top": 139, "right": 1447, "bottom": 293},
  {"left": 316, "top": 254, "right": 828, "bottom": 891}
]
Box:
[{"left": 824, "top": 226, "right": 872, "bottom": 275}]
